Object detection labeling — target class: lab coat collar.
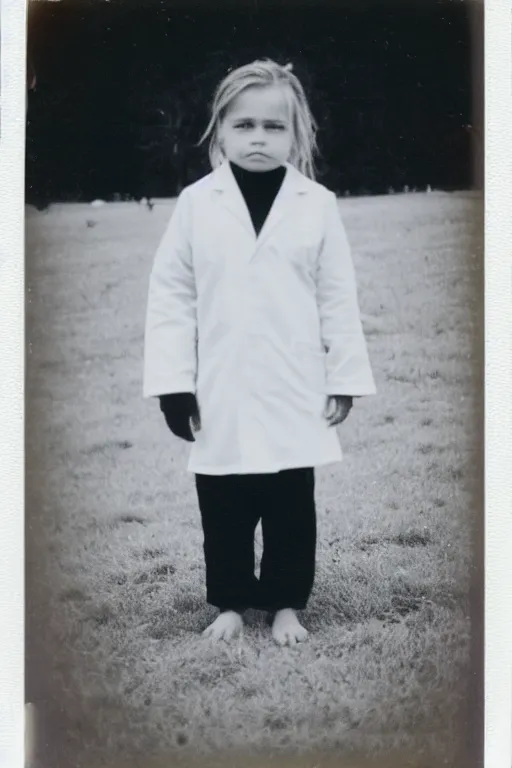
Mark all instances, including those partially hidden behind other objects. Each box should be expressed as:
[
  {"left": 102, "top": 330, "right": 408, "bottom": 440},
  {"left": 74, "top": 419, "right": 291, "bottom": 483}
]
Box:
[{"left": 210, "top": 160, "right": 310, "bottom": 248}]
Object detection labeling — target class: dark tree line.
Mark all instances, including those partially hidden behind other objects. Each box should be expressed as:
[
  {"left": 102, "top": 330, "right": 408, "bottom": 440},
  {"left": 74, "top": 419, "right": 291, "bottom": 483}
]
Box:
[{"left": 26, "top": 0, "right": 478, "bottom": 204}]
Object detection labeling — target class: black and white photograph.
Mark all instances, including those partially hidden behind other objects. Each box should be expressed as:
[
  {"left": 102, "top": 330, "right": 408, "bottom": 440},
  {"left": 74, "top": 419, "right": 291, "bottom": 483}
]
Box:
[{"left": 24, "top": 1, "right": 484, "bottom": 766}]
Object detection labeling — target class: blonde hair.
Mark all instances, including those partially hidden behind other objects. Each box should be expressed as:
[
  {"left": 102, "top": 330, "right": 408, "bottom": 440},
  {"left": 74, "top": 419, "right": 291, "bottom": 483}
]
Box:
[{"left": 199, "top": 59, "right": 318, "bottom": 179}]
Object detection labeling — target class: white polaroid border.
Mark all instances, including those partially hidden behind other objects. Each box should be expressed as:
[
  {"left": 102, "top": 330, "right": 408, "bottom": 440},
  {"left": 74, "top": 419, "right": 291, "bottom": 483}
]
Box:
[
  {"left": 0, "top": 1, "right": 26, "bottom": 767},
  {"left": 0, "top": 1, "right": 511, "bottom": 768},
  {"left": 485, "top": 1, "right": 512, "bottom": 768}
]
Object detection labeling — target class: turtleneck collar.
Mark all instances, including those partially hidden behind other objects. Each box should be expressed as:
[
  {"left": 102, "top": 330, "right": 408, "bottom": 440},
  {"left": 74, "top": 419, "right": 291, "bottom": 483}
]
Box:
[
  {"left": 229, "top": 161, "right": 286, "bottom": 187},
  {"left": 228, "top": 161, "right": 287, "bottom": 236}
]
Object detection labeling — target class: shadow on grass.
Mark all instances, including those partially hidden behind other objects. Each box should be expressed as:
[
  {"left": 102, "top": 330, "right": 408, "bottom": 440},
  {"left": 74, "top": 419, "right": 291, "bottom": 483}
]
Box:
[
  {"left": 84, "top": 439, "right": 134, "bottom": 456},
  {"left": 134, "top": 563, "right": 177, "bottom": 583},
  {"left": 358, "top": 530, "right": 432, "bottom": 550}
]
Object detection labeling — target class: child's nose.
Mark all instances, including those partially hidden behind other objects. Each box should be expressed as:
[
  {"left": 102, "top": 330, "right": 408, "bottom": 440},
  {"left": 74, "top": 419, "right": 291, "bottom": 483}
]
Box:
[{"left": 251, "top": 127, "right": 266, "bottom": 143}]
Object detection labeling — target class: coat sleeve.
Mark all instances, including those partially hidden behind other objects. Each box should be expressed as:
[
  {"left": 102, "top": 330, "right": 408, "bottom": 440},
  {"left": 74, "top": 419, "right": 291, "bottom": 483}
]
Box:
[
  {"left": 316, "top": 192, "right": 376, "bottom": 397},
  {"left": 143, "top": 189, "right": 198, "bottom": 398}
]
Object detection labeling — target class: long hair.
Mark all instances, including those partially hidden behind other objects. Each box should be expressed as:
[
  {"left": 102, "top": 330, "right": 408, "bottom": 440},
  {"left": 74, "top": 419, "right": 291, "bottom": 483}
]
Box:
[{"left": 198, "top": 59, "right": 318, "bottom": 179}]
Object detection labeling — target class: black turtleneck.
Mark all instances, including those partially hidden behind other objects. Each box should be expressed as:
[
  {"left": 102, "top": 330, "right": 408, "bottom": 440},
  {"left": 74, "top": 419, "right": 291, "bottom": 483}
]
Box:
[{"left": 230, "top": 161, "right": 286, "bottom": 236}]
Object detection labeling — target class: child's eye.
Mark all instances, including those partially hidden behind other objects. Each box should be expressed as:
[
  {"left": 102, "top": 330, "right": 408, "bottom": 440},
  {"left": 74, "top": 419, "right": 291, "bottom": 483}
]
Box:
[
  {"left": 266, "top": 124, "right": 286, "bottom": 131},
  {"left": 235, "top": 122, "right": 253, "bottom": 130}
]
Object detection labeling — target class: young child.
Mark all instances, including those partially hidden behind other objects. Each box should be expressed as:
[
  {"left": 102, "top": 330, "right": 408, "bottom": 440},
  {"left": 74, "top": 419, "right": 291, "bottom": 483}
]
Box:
[{"left": 143, "top": 59, "right": 376, "bottom": 647}]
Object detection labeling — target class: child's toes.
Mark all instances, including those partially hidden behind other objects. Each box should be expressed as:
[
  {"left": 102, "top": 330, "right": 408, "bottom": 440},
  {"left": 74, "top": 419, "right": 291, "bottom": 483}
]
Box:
[
  {"left": 273, "top": 628, "right": 291, "bottom": 646},
  {"left": 202, "top": 618, "right": 223, "bottom": 641},
  {"left": 272, "top": 610, "right": 309, "bottom": 647},
  {"left": 225, "top": 626, "right": 241, "bottom": 642},
  {"left": 203, "top": 612, "right": 243, "bottom": 642}
]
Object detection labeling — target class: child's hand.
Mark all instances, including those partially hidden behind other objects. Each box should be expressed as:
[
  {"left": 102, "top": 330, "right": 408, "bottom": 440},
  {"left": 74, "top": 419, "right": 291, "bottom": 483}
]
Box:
[
  {"left": 159, "top": 393, "right": 201, "bottom": 442},
  {"left": 323, "top": 395, "right": 353, "bottom": 427}
]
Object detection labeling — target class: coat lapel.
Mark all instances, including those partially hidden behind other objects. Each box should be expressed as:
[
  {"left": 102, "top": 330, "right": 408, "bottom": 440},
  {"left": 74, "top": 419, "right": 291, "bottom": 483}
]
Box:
[
  {"left": 210, "top": 161, "right": 310, "bottom": 253},
  {"left": 255, "top": 163, "right": 309, "bottom": 251},
  {"left": 211, "top": 160, "right": 255, "bottom": 237}
]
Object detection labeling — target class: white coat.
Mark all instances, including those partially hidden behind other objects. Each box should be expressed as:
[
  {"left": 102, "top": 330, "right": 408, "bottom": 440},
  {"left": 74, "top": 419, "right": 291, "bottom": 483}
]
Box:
[{"left": 143, "top": 160, "right": 376, "bottom": 475}]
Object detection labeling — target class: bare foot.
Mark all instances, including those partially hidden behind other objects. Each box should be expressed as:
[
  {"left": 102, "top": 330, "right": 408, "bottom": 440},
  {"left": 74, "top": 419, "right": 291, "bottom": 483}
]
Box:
[
  {"left": 202, "top": 611, "right": 243, "bottom": 642},
  {"left": 272, "top": 608, "right": 308, "bottom": 647}
]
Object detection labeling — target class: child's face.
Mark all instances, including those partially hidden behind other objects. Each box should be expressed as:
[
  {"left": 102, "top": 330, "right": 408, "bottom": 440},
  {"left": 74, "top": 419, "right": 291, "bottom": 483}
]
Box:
[{"left": 219, "top": 85, "right": 294, "bottom": 172}]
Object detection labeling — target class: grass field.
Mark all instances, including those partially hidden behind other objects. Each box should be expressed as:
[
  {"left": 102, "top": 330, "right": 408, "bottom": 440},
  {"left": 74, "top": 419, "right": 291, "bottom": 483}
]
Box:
[{"left": 25, "top": 191, "right": 483, "bottom": 768}]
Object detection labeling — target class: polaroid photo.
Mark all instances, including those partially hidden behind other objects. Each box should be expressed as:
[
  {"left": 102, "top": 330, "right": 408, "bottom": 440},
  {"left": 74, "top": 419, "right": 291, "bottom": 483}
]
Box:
[{"left": 1, "top": 0, "right": 511, "bottom": 766}]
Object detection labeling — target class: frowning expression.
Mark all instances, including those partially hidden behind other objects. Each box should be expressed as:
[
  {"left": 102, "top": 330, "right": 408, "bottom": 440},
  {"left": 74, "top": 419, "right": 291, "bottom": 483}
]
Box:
[{"left": 219, "top": 85, "right": 293, "bottom": 172}]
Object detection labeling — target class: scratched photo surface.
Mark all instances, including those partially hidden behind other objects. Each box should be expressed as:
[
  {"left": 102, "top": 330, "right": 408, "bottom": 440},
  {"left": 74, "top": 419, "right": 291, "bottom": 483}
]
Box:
[{"left": 25, "top": 1, "right": 483, "bottom": 767}]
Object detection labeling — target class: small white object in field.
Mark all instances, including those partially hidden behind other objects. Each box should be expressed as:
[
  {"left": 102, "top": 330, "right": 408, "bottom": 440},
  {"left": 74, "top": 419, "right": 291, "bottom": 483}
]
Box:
[
  {"left": 91, "top": 199, "right": 106, "bottom": 208},
  {"left": 427, "top": 185, "right": 432, "bottom": 193},
  {"left": 140, "top": 197, "right": 148, "bottom": 206}
]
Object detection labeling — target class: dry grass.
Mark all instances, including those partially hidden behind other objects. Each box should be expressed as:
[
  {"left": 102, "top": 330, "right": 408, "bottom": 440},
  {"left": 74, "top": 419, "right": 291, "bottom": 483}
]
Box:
[{"left": 25, "top": 191, "right": 483, "bottom": 768}]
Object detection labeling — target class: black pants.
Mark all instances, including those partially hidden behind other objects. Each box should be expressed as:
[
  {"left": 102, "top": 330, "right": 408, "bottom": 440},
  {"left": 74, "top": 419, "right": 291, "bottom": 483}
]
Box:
[{"left": 194, "top": 468, "right": 316, "bottom": 614}]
